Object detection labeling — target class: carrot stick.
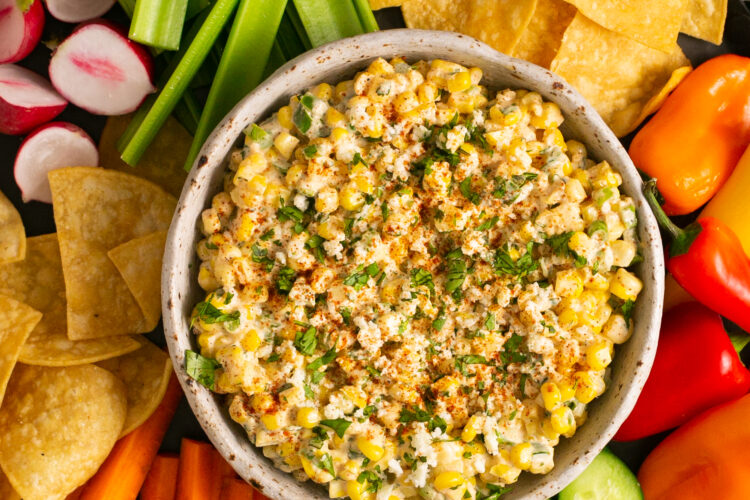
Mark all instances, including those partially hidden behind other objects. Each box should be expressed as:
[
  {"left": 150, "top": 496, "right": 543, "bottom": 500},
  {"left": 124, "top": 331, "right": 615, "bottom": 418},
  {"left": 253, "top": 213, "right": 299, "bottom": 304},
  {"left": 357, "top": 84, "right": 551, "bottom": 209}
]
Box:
[
  {"left": 220, "top": 477, "right": 254, "bottom": 500},
  {"left": 66, "top": 486, "right": 84, "bottom": 500},
  {"left": 176, "top": 438, "right": 238, "bottom": 500},
  {"left": 141, "top": 453, "right": 180, "bottom": 500},
  {"left": 79, "top": 373, "right": 183, "bottom": 500}
]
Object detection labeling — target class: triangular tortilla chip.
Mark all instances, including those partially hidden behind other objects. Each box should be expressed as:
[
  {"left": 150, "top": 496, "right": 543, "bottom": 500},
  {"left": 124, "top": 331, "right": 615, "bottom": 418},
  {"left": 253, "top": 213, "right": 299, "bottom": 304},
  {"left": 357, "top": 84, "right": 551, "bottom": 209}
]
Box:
[
  {"left": 401, "top": 0, "right": 538, "bottom": 55},
  {"left": 681, "top": 0, "right": 727, "bottom": 45},
  {"left": 48, "top": 167, "right": 176, "bottom": 340},
  {"left": 512, "top": 0, "right": 577, "bottom": 68},
  {"left": 0, "top": 234, "right": 141, "bottom": 366},
  {"left": 0, "top": 467, "right": 21, "bottom": 500},
  {"left": 97, "top": 339, "right": 172, "bottom": 437},
  {"left": 0, "top": 295, "right": 41, "bottom": 406},
  {"left": 0, "top": 191, "right": 25, "bottom": 265},
  {"left": 108, "top": 230, "right": 168, "bottom": 331}
]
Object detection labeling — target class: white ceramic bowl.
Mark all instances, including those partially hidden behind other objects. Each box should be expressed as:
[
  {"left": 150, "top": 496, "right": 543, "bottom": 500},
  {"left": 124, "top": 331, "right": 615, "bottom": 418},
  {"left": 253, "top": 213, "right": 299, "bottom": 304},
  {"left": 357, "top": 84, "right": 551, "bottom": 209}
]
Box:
[{"left": 163, "top": 29, "right": 664, "bottom": 500}]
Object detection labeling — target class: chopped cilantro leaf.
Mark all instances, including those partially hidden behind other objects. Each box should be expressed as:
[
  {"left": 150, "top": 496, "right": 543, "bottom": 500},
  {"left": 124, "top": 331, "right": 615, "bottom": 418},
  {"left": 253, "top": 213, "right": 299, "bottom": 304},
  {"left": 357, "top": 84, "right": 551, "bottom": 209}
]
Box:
[
  {"left": 185, "top": 350, "right": 220, "bottom": 390},
  {"left": 276, "top": 266, "right": 296, "bottom": 294},
  {"left": 294, "top": 326, "right": 318, "bottom": 355},
  {"left": 459, "top": 177, "right": 481, "bottom": 205},
  {"left": 320, "top": 418, "right": 352, "bottom": 438}
]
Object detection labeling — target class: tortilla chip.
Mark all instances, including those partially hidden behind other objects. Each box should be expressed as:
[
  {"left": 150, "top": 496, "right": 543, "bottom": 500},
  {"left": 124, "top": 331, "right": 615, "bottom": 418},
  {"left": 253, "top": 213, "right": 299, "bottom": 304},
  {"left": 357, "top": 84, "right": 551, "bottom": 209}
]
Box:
[
  {"left": 98, "top": 114, "right": 190, "bottom": 198},
  {"left": 550, "top": 13, "right": 691, "bottom": 137},
  {"left": 401, "top": 0, "right": 538, "bottom": 55},
  {"left": 0, "top": 469, "right": 20, "bottom": 500},
  {"left": 623, "top": 66, "right": 693, "bottom": 136},
  {"left": 97, "top": 339, "right": 172, "bottom": 437},
  {"left": 0, "top": 234, "right": 141, "bottom": 366},
  {"left": 563, "top": 0, "right": 689, "bottom": 52},
  {"left": 0, "top": 364, "right": 126, "bottom": 500},
  {"left": 0, "top": 191, "right": 25, "bottom": 265},
  {"left": 512, "top": 0, "right": 577, "bottom": 68},
  {"left": 681, "top": 0, "right": 727, "bottom": 45},
  {"left": 0, "top": 295, "right": 41, "bottom": 406},
  {"left": 48, "top": 167, "right": 176, "bottom": 340},
  {"left": 108, "top": 231, "right": 167, "bottom": 332},
  {"left": 369, "top": 0, "right": 403, "bottom": 8}
]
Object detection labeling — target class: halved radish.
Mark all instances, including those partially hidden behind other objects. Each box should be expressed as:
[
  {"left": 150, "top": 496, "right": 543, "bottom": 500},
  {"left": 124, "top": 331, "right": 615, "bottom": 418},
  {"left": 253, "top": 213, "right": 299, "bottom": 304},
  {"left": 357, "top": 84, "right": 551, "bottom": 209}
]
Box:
[
  {"left": 48, "top": 20, "right": 155, "bottom": 115},
  {"left": 0, "top": 0, "right": 45, "bottom": 64},
  {"left": 14, "top": 121, "right": 98, "bottom": 203},
  {"left": 0, "top": 64, "right": 67, "bottom": 135},
  {"left": 45, "top": 0, "right": 116, "bottom": 23}
]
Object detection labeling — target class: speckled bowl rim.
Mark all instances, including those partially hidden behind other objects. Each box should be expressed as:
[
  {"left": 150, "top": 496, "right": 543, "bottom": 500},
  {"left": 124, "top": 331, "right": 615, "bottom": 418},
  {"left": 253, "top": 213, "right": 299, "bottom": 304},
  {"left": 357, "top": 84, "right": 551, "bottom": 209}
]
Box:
[{"left": 162, "top": 29, "right": 664, "bottom": 500}]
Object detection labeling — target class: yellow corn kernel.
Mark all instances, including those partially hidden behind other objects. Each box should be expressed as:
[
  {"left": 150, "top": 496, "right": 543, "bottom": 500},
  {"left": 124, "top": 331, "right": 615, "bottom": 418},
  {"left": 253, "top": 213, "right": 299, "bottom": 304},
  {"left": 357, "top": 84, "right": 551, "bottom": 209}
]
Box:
[
  {"left": 549, "top": 406, "right": 576, "bottom": 436},
  {"left": 530, "top": 102, "right": 564, "bottom": 129},
  {"left": 278, "top": 105, "right": 293, "bottom": 129},
  {"left": 585, "top": 272, "right": 610, "bottom": 292},
  {"left": 489, "top": 463, "right": 512, "bottom": 479},
  {"left": 251, "top": 393, "right": 274, "bottom": 413},
  {"left": 300, "top": 455, "right": 316, "bottom": 479},
  {"left": 394, "top": 90, "right": 419, "bottom": 114},
  {"left": 541, "top": 382, "right": 562, "bottom": 411},
  {"left": 434, "top": 471, "right": 464, "bottom": 491},
  {"left": 234, "top": 214, "right": 254, "bottom": 242},
  {"left": 561, "top": 155, "right": 573, "bottom": 176},
  {"left": 317, "top": 220, "right": 341, "bottom": 240},
  {"left": 568, "top": 231, "right": 591, "bottom": 257},
  {"left": 274, "top": 131, "right": 299, "bottom": 159},
  {"left": 197, "top": 331, "right": 212, "bottom": 351},
  {"left": 380, "top": 279, "right": 403, "bottom": 304},
  {"left": 433, "top": 375, "right": 460, "bottom": 394},
  {"left": 461, "top": 415, "right": 480, "bottom": 442},
  {"left": 346, "top": 479, "right": 373, "bottom": 500},
  {"left": 313, "top": 82, "right": 333, "bottom": 100},
  {"left": 330, "top": 126, "right": 350, "bottom": 143},
  {"left": 356, "top": 436, "right": 385, "bottom": 462},
  {"left": 459, "top": 142, "right": 476, "bottom": 155},
  {"left": 555, "top": 269, "right": 584, "bottom": 298},
  {"left": 198, "top": 265, "right": 219, "bottom": 291},
  {"left": 591, "top": 162, "right": 622, "bottom": 189},
  {"left": 417, "top": 82, "right": 438, "bottom": 103},
  {"left": 353, "top": 175, "right": 373, "bottom": 195},
  {"left": 285, "top": 164, "right": 305, "bottom": 186},
  {"left": 611, "top": 240, "right": 637, "bottom": 268},
  {"left": 469, "top": 67, "right": 483, "bottom": 84},
  {"left": 604, "top": 314, "right": 631, "bottom": 344},
  {"left": 240, "top": 330, "right": 261, "bottom": 352},
  {"left": 340, "top": 183, "right": 365, "bottom": 211},
  {"left": 464, "top": 441, "right": 486, "bottom": 456},
  {"left": 261, "top": 413, "right": 281, "bottom": 430},
  {"left": 367, "top": 57, "right": 393, "bottom": 75},
  {"left": 234, "top": 152, "right": 267, "bottom": 183},
  {"left": 573, "top": 169, "right": 591, "bottom": 192},
  {"left": 559, "top": 382, "right": 576, "bottom": 402},
  {"left": 543, "top": 127, "right": 567, "bottom": 150},
  {"left": 339, "top": 459, "right": 361, "bottom": 481},
  {"left": 610, "top": 268, "right": 643, "bottom": 301},
  {"left": 329, "top": 481, "right": 347, "bottom": 498},
  {"left": 510, "top": 443, "right": 532, "bottom": 470},
  {"left": 574, "top": 371, "right": 605, "bottom": 404},
  {"left": 247, "top": 175, "right": 267, "bottom": 197},
  {"left": 587, "top": 341, "right": 613, "bottom": 371},
  {"left": 296, "top": 407, "right": 320, "bottom": 429},
  {"left": 447, "top": 71, "right": 472, "bottom": 93},
  {"left": 334, "top": 80, "right": 353, "bottom": 102},
  {"left": 558, "top": 308, "right": 578, "bottom": 329},
  {"left": 325, "top": 107, "right": 346, "bottom": 127},
  {"left": 341, "top": 386, "right": 367, "bottom": 408},
  {"left": 315, "top": 187, "right": 339, "bottom": 214},
  {"left": 541, "top": 419, "right": 560, "bottom": 441}
]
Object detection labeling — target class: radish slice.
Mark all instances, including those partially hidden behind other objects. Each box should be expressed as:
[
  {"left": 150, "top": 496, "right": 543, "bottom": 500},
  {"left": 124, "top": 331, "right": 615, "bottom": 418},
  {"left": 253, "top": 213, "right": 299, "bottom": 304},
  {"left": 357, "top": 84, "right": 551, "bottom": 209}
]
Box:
[
  {"left": 0, "top": 0, "right": 45, "bottom": 64},
  {"left": 0, "top": 64, "right": 67, "bottom": 135},
  {"left": 48, "top": 21, "right": 155, "bottom": 115},
  {"left": 14, "top": 121, "right": 98, "bottom": 203},
  {"left": 45, "top": 0, "right": 116, "bottom": 23}
]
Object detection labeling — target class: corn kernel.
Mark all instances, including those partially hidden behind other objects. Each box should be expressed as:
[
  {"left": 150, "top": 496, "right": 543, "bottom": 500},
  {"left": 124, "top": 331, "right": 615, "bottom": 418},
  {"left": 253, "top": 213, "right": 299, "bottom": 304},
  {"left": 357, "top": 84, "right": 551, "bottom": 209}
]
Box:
[
  {"left": 285, "top": 164, "right": 305, "bottom": 186},
  {"left": 510, "top": 443, "right": 532, "bottom": 470},
  {"left": 459, "top": 142, "right": 476, "bottom": 155},
  {"left": 555, "top": 269, "right": 584, "bottom": 298},
  {"left": 573, "top": 169, "right": 591, "bottom": 192},
  {"left": 568, "top": 231, "right": 591, "bottom": 257},
  {"left": 296, "top": 407, "right": 320, "bottom": 429},
  {"left": 604, "top": 314, "right": 631, "bottom": 344},
  {"left": 278, "top": 105, "right": 293, "bottom": 129},
  {"left": 434, "top": 471, "right": 464, "bottom": 491},
  {"left": 541, "top": 382, "right": 562, "bottom": 411},
  {"left": 240, "top": 330, "right": 261, "bottom": 352},
  {"left": 447, "top": 71, "right": 472, "bottom": 93},
  {"left": 433, "top": 375, "right": 460, "bottom": 394},
  {"left": 611, "top": 240, "right": 637, "bottom": 268},
  {"left": 313, "top": 82, "right": 333, "bottom": 100},
  {"left": 469, "top": 67, "right": 483, "bottom": 84},
  {"left": 324, "top": 107, "right": 345, "bottom": 127},
  {"left": 247, "top": 175, "right": 267, "bottom": 197},
  {"left": 261, "top": 413, "right": 281, "bottom": 430},
  {"left": 394, "top": 90, "right": 419, "bottom": 114},
  {"left": 417, "top": 82, "right": 438, "bottom": 103},
  {"left": 586, "top": 341, "right": 613, "bottom": 371},
  {"left": 558, "top": 308, "right": 578, "bottom": 329},
  {"left": 530, "top": 102, "right": 563, "bottom": 129},
  {"left": 574, "top": 371, "right": 605, "bottom": 404},
  {"left": 461, "top": 415, "right": 479, "bottom": 442},
  {"left": 367, "top": 57, "right": 393, "bottom": 75},
  {"left": 198, "top": 265, "right": 219, "bottom": 291},
  {"left": 559, "top": 382, "right": 576, "bottom": 402},
  {"left": 356, "top": 436, "right": 385, "bottom": 462},
  {"left": 610, "top": 268, "right": 643, "bottom": 301},
  {"left": 334, "top": 80, "right": 353, "bottom": 101},
  {"left": 315, "top": 186, "right": 339, "bottom": 213},
  {"left": 234, "top": 153, "right": 267, "bottom": 184},
  {"left": 340, "top": 183, "right": 365, "bottom": 211},
  {"left": 542, "top": 419, "right": 560, "bottom": 441},
  {"left": 346, "top": 479, "right": 371, "bottom": 500},
  {"left": 274, "top": 131, "right": 299, "bottom": 159},
  {"left": 300, "top": 455, "right": 316, "bottom": 479},
  {"left": 251, "top": 393, "right": 274, "bottom": 413},
  {"left": 317, "top": 220, "right": 341, "bottom": 241},
  {"left": 549, "top": 406, "right": 576, "bottom": 436}
]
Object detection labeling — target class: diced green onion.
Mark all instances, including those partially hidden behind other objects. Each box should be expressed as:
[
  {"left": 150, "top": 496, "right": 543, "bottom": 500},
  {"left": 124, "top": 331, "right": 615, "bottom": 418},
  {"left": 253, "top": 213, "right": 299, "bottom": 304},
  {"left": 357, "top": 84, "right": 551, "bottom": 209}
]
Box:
[
  {"left": 129, "top": 0, "right": 188, "bottom": 51},
  {"left": 184, "top": 0, "right": 287, "bottom": 171},
  {"left": 246, "top": 124, "right": 273, "bottom": 149},
  {"left": 291, "top": 0, "right": 364, "bottom": 47},
  {"left": 293, "top": 94, "right": 313, "bottom": 133},
  {"left": 120, "top": 0, "right": 241, "bottom": 166},
  {"left": 351, "top": 0, "right": 379, "bottom": 33}
]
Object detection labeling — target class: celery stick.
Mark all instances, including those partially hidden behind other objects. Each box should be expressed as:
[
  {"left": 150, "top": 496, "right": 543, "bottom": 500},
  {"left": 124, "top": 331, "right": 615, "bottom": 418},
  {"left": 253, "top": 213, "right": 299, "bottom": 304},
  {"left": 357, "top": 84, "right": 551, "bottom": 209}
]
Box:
[
  {"left": 277, "top": 11, "right": 308, "bottom": 58},
  {"left": 121, "top": 0, "right": 240, "bottom": 166},
  {"left": 292, "top": 0, "right": 364, "bottom": 47},
  {"left": 118, "top": 0, "right": 136, "bottom": 17},
  {"left": 173, "top": 92, "right": 201, "bottom": 135},
  {"left": 130, "top": 0, "right": 188, "bottom": 51},
  {"left": 284, "top": 2, "right": 312, "bottom": 50},
  {"left": 351, "top": 0, "right": 379, "bottom": 33},
  {"left": 185, "top": 0, "right": 287, "bottom": 171},
  {"left": 263, "top": 41, "right": 287, "bottom": 79}
]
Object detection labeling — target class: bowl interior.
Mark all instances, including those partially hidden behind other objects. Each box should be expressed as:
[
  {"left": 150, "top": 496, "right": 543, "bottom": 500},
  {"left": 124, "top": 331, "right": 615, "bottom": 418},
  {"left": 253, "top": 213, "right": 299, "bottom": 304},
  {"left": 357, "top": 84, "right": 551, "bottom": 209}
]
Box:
[{"left": 162, "top": 29, "right": 664, "bottom": 500}]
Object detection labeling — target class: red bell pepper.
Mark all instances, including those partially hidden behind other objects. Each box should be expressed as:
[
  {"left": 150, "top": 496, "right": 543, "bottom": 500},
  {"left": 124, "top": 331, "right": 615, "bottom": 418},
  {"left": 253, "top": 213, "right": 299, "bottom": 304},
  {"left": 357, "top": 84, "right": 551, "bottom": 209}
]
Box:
[
  {"left": 614, "top": 301, "right": 750, "bottom": 441},
  {"left": 643, "top": 179, "right": 750, "bottom": 333}
]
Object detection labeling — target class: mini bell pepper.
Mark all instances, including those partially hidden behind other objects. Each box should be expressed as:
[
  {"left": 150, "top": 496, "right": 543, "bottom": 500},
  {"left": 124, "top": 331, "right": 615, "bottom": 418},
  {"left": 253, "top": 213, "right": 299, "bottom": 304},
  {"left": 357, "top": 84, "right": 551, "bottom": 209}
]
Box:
[
  {"left": 614, "top": 302, "right": 750, "bottom": 441},
  {"left": 643, "top": 179, "right": 750, "bottom": 333},
  {"left": 638, "top": 393, "right": 750, "bottom": 500},
  {"left": 629, "top": 54, "right": 750, "bottom": 215},
  {"left": 702, "top": 143, "right": 750, "bottom": 257}
]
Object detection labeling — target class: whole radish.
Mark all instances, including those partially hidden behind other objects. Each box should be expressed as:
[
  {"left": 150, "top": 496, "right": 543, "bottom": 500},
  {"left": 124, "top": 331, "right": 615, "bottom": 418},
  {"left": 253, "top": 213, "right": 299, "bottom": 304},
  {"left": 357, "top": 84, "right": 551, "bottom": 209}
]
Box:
[
  {"left": 45, "top": 0, "right": 116, "bottom": 23},
  {"left": 49, "top": 20, "right": 155, "bottom": 115},
  {"left": 0, "top": 64, "right": 67, "bottom": 135},
  {"left": 0, "top": 0, "right": 45, "bottom": 64},
  {"left": 14, "top": 121, "right": 98, "bottom": 203}
]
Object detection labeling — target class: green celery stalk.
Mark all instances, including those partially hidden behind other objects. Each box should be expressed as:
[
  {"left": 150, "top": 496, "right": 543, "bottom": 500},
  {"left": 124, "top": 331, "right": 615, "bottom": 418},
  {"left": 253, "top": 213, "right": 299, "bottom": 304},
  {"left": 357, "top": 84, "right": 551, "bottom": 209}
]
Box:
[
  {"left": 284, "top": 2, "right": 312, "bottom": 50},
  {"left": 276, "top": 11, "right": 308, "bottom": 59},
  {"left": 130, "top": 0, "right": 189, "bottom": 51},
  {"left": 263, "top": 41, "right": 287, "bottom": 79},
  {"left": 292, "top": 0, "right": 364, "bottom": 47},
  {"left": 118, "top": 0, "right": 136, "bottom": 17},
  {"left": 172, "top": 91, "right": 201, "bottom": 135},
  {"left": 351, "top": 0, "right": 379, "bottom": 33},
  {"left": 121, "top": 0, "right": 240, "bottom": 166},
  {"left": 184, "top": 0, "right": 287, "bottom": 171}
]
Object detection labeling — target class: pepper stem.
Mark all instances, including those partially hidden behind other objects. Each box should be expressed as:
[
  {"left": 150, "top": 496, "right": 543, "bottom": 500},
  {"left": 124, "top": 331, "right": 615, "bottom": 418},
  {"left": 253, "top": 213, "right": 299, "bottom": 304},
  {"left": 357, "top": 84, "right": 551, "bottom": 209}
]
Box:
[
  {"left": 729, "top": 331, "right": 750, "bottom": 357},
  {"left": 642, "top": 179, "right": 702, "bottom": 257}
]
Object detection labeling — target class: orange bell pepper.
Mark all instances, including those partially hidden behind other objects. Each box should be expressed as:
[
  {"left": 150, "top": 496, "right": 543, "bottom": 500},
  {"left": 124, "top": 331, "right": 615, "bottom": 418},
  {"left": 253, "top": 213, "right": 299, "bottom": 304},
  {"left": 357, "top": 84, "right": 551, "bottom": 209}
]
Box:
[
  {"left": 638, "top": 393, "right": 750, "bottom": 500},
  {"left": 629, "top": 54, "right": 750, "bottom": 215}
]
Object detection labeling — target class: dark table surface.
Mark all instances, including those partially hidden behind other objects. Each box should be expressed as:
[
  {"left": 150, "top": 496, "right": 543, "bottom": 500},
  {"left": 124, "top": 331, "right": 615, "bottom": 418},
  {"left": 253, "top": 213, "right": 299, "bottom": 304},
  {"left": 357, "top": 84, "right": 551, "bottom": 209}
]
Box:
[{"left": 2, "top": 0, "right": 750, "bottom": 493}]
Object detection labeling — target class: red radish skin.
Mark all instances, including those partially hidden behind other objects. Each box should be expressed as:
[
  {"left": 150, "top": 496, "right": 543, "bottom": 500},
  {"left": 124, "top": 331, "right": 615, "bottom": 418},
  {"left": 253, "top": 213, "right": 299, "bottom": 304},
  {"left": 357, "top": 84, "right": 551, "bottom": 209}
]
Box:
[
  {"left": 0, "top": 64, "right": 67, "bottom": 135},
  {"left": 48, "top": 20, "right": 155, "bottom": 115},
  {"left": 14, "top": 121, "right": 98, "bottom": 203},
  {"left": 0, "top": 0, "right": 45, "bottom": 64},
  {"left": 45, "top": 0, "right": 116, "bottom": 23}
]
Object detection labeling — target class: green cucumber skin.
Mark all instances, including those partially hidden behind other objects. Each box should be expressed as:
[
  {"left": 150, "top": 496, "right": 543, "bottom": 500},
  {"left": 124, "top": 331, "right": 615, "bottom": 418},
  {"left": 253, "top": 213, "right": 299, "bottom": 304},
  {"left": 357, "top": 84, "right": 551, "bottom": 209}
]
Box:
[{"left": 558, "top": 448, "right": 643, "bottom": 500}]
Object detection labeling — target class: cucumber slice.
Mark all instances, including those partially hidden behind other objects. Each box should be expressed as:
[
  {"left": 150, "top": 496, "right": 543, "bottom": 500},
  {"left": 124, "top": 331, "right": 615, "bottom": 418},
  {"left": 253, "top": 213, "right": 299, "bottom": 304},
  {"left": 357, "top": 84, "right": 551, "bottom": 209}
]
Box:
[{"left": 559, "top": 448, "right": 643, "bottom": 500}]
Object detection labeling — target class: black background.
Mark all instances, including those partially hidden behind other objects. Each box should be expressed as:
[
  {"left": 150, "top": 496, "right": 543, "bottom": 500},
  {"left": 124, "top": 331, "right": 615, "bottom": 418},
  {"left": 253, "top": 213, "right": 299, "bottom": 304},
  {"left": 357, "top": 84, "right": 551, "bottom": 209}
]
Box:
[{"left": 2, "top": 0, "right": 750, "bottom": 490}]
